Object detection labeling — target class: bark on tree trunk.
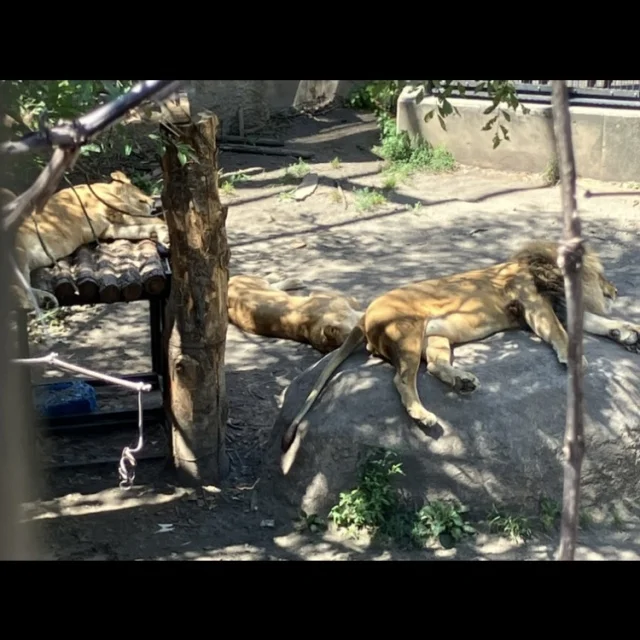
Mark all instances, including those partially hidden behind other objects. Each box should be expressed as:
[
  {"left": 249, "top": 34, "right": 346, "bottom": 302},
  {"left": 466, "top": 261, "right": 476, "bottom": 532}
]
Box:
[
  {"left": 160, "top": 112, "right": 231, "bottom": 486},
  {"left": 550, "top": 80, "right": 586, "bottom": 561}
]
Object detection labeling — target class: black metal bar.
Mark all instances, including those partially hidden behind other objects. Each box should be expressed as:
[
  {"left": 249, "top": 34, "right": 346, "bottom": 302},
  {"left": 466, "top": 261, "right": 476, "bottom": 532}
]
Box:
[
  {"left": 443, "top": 81, "right": 640, "bottom": 108},
  {"left": 39, "top": 407, "right": 166, "bottom": 435},
  {"left": 43, "top": 452, "right": 167, "bottom": 472},
  {"left": 438, "top": 88, "right": 640, "bottom": 110},
  {"left": 149, "top": 298, "right": 163, "bottom": 376},
  {"left": 19, "top": 263, "right": 172, "bottom": 453}
]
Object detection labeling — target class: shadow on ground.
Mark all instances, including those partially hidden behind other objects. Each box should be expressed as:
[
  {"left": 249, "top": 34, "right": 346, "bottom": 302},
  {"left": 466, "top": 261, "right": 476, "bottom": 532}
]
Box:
[{"left": 23, "top": 106, "right": 640, "bottom": 561}]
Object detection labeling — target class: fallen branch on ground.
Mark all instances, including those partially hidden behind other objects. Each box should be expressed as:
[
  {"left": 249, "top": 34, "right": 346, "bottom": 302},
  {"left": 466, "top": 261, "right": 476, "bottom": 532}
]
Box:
[
  {"left": 218, "top": 135, "right": 284, "bottom": 147},
  {"left": 219, "top": 167, "right": 265, "bottom": 180},
  {"left": 219, "top": 143, "right": 314, "bottom": 159}
]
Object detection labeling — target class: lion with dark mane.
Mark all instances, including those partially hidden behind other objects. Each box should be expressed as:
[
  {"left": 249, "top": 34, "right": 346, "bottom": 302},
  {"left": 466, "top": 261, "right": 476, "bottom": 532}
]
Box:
[{"left": 280, "top": 240, "right": 639, "bottom": 469}]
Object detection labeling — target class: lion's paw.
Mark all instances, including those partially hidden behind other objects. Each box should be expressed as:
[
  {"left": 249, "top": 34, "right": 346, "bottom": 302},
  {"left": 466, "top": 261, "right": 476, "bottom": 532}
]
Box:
[
  {"left": 407, "top": 405, "right": 439, "bottom": 428},
  {"left": 611, "top": 325, "right": 640, "bottom": 353},
  {"left": 453, "top": 369, "right": 479, "bottom": 394}
]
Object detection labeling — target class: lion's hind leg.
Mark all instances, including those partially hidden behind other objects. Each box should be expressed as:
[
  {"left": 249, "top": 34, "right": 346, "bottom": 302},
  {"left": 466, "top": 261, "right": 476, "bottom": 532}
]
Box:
[
  {"left": 383, "top": 320, "right": 439, "bottom": 428},
  {"left": 584, "top": 311, "right": 640, "bottom": 352},
  {"left": 425, "top": 336, "right": 479, "bottom": 393}
]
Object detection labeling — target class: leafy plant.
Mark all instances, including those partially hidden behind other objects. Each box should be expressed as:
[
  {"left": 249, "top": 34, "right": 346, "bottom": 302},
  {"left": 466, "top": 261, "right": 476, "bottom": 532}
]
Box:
[
  {"left": 347, "top": 80, "right": 529, "bottom": 149},
  {"left": 353, "top": 187, "right": 387, "bottom": 211},
  {"left": 412, "top": 500, "right": 476, "bottom": 549},
  {"left": 538, "top": 495, "right": 561, "bottom": 533},
  {"left": 294, "top": 511, "right": 327, "bottom": 534},
  {"left": 329, "top": 449, "right": 404, "bottom": 535},
  {"left": 373, "top": 112, "right": 456, "bottom": 179},
  {"left": 347, "top": 81, "right": 406, "bottom": 116},
  {"left": 542, "top": 155, "right": 560, "bottom": 186},
  {"left": 487, "top": 505, "right": 533, "bottom": 542},
  {"left": 282, "top": 158, "right": 311, "bottom": 182},
  {"left": 381, "top": 174, "right": 397, "bottom": 191},
  {"left": 219, "top": 171, "right": 249, "bottom": 196},
  {"left": 329, "top": 450, "right": 475, "bottom": 550}
]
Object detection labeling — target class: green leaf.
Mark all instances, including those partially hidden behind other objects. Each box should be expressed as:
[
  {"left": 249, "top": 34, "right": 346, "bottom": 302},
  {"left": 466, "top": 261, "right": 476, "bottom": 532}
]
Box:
[
  {"left": 124, "top": 143, "right": 132, "bottom": 157},
  {"left": 500, "top": 125, "right": 510, "bottom": 141},
  {"left": 437, "top": 115, "right": 447, "bottom": 131},
  {"left": 501, "top": 110, "right": 511, "bottom": 122},
  {"left": 178, "top": 151, "right": 187, "bottom": 166},
  {"left": 82, "top": 143, "right": 101, "bottom": 154},
  {"left": 423, "top": 109, "right": 435, "bottom": 122},
  {"left": 440, "top": 99, "right": 453, "bottom": 116},
  {"left": 492, "top": 133, "right": 501, "bottom": 149}
]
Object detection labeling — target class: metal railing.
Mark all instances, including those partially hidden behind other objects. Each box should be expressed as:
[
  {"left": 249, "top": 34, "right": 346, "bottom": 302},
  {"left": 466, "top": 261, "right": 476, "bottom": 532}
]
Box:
[{"left": 447, "top": 80, "right": 640, "bottom": 109}]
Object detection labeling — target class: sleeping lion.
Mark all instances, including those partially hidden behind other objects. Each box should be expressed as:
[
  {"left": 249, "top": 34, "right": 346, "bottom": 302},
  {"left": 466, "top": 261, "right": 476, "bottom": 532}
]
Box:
[{"left": 280, "top": 240, "right": 638, "bottom": 467}]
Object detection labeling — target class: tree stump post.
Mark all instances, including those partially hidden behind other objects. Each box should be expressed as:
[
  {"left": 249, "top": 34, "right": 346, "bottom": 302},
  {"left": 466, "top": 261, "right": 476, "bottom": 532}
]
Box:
[{"left": 160, "top": 108, "right": 230, "bottom": 485}]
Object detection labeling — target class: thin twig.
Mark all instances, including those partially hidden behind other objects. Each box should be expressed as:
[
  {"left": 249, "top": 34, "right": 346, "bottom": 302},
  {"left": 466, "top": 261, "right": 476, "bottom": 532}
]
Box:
[
  {"left": 551, "top": 80, "right": 586, "bottom": 561},
  {"left": 12, "top": 352, "right": 152, "bottom": 392}
]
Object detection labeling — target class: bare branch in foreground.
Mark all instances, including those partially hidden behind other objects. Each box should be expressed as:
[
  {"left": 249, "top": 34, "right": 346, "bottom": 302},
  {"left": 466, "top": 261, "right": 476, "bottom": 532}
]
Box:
[
  {"left": 1, "top": 81, "right": 183, "bottom": 233},
  {"left": 0, "top": 80, "right": 183, "bottom": 156},
  {"left": 11, "top": 352, "right": 152, "bottom": 392},
  {"left": 551, "top": 80, "right": 586, "bottom": 561},
  {"left": 0, "top": 80, "right": 183, "bottom": 319}
]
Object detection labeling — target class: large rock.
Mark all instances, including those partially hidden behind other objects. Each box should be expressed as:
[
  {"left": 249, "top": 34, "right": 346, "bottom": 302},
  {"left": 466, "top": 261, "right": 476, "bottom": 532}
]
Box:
[{"left": 257, "top": 329, "right": 640, "bottom": 519}]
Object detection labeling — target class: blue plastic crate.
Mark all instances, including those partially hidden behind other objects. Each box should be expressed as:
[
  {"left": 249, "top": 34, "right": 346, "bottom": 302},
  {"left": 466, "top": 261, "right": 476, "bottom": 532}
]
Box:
[{"left": 33, "top": 381, "right": 98, "bottom": 418}]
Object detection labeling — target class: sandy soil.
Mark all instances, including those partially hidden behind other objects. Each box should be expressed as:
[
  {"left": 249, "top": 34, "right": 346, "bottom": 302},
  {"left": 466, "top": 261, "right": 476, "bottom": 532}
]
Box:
[{"left": 19, "top": 107, "right": 640, "bottom": 560}]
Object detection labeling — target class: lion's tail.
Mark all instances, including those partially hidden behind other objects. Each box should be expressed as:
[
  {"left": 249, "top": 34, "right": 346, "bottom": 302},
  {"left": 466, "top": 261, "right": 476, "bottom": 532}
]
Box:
[{"left": 281, "top": 321, "right": 365, "bottom": 453}]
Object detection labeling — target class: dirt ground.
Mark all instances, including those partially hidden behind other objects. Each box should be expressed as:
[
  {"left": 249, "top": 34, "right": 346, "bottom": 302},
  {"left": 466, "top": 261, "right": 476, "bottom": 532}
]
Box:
[{"left": 19, "top": 107, "right": 640, "bottom": 560}]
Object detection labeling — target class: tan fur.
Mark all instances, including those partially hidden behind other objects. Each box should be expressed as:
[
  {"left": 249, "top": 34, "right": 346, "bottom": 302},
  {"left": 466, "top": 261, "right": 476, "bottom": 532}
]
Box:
[
  {"left": 9, "top": 171, "right": 169, "bottom": 309},
  {"left": 280, "top": 240, "right": 637, "bottom": 467},
  {"left": 228, "top": 275, "right": 363, "bottom": 354}
]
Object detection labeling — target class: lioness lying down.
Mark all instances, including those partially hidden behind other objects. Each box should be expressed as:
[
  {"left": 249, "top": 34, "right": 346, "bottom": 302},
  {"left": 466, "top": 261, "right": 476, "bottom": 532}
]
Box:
[
  {"left": 228, "top": 275, "right": 363, "bottom": 354},
  {"left": 281, "top": 240, "right": 639, "bottom": 459},
  {"left": 3, "top": 171, "right": 169, "bottom": 309}
]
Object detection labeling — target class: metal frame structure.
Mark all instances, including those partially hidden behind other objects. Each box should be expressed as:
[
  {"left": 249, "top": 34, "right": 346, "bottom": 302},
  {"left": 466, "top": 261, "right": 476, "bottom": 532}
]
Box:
[
  {"left": 446, "top": 80, "right": 640, "bottom": 110},
  {"left": 16, "top": 276, "right": 172, "bottom": 455}
]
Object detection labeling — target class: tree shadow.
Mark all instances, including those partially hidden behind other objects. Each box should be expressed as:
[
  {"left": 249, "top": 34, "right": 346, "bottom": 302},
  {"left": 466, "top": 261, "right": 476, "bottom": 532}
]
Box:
[{"left": 25, "top": 102, "right": 640, "bottom": 560}]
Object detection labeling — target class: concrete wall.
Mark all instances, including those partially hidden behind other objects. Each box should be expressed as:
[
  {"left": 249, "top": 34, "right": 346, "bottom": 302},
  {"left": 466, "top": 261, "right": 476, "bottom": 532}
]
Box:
[
  {"left": 187, "top": 80, "right": 366, "bottom": 135},
  {"left": 396, "top": 84, "right": 640, "bottom": 183}
]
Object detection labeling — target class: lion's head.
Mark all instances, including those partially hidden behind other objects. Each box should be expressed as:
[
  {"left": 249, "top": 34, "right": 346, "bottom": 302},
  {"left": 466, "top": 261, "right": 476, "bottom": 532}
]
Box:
[
  {"left": 105, "top": 170, "right": 156, "bottom": 217},
  {"left": 511, "top": 240, "right": 616, "bottom": 316}
]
